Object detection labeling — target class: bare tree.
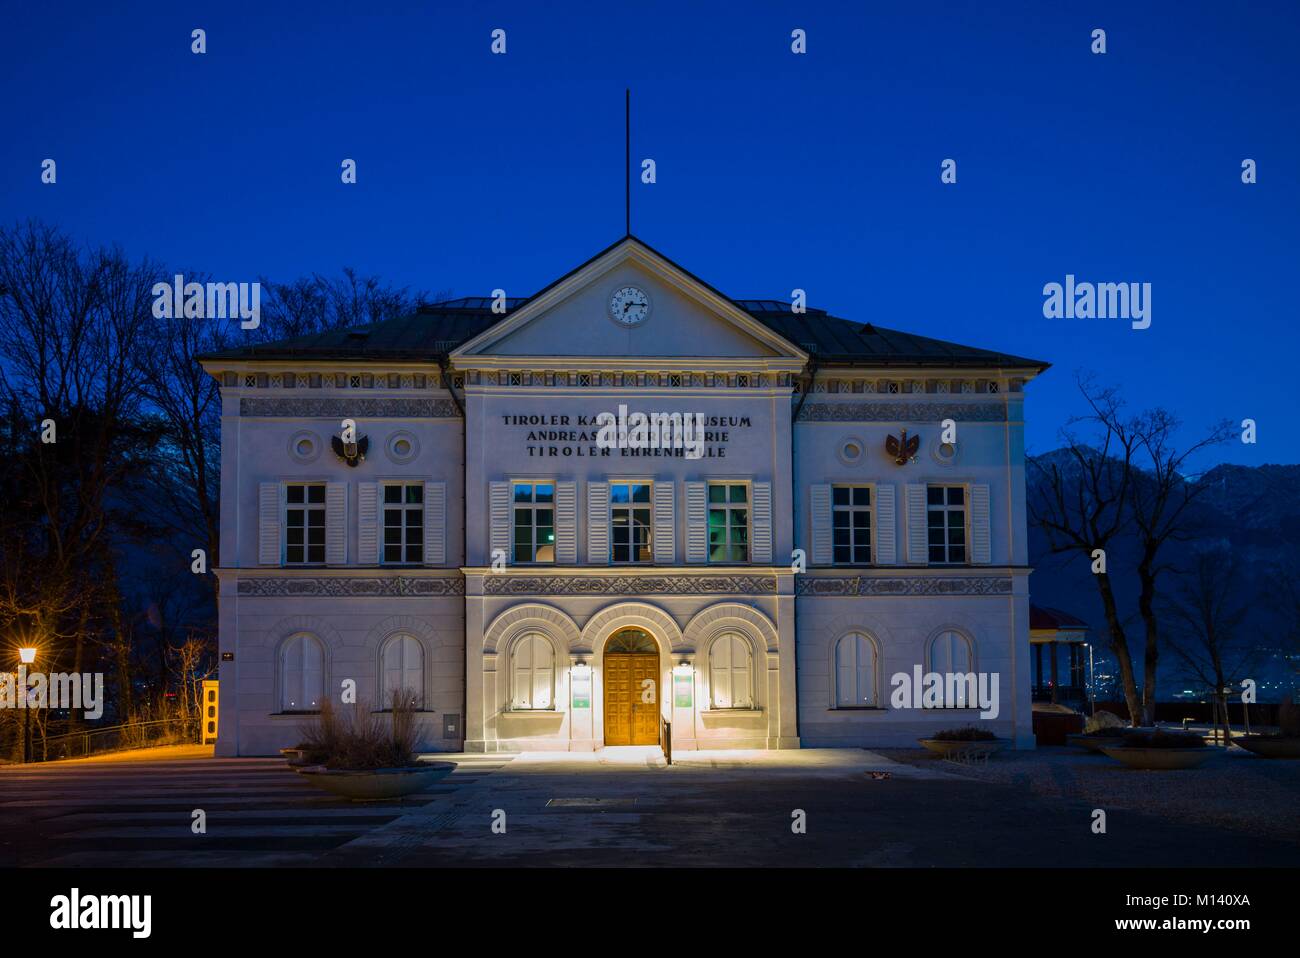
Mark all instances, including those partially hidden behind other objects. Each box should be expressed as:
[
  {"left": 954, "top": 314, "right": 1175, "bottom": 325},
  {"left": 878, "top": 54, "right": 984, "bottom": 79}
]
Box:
[
  {"left": 1, "top": 219, "right": 442, "bottom": 751},
  {"left": 1029, "top": 376, "right": 1144, "bottom": 724},
  {"left": 1124, "top": 409, "right": 1233, "bottom": 724},
  {"left": 1163, "top": 550, "right": 1255, "bottom": 740},
  {"left": 0, "top": 222, "right": 158, "bottom": 715},
  {"left": 133, "top": 281, "right": 234, "bottom": 594},
  {"left": 1030, "top": 376, "right": 1233, "bottom": 725},
  {"left": 252, "top": 268, "right": 434, "bottom": 342},
  {"left": 1267, "top": 564, "right": 1300, "bottom": 683},
  {"left": 171, "top": 633, "right": 216, "bottom": 730}
]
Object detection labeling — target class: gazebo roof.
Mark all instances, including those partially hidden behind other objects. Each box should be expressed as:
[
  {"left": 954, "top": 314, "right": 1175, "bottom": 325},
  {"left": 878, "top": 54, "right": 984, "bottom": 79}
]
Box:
[
  {"left": 1030, "top": 606, "right": 1089, "bottom": 631},
  {"left": 1029, "top": 605, "right": 1089, "bottom": 643}
]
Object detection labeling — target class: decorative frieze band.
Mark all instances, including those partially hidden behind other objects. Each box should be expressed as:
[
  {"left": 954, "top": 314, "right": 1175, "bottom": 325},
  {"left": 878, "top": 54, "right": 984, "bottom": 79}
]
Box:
[
  {"left": 240, "top": 397, "right": 460, "bottom": 418},
  {"left": 470, "top": 370, "right": 788, "bottom": 389},
  {"left": 235, "top": 572, "right": 1009, "bottom": 598},
  {"left": 224, "top": 371, "right": 440, "bottom": 391},
  {"left": 484, "top": 574, "right": 779, "bottom": 596},
  {"left": 237, "top": 576, "right": 466, "bottom": 597},
  {"left": 796, "top": 402, "right": 1007, "bottom": 423},
  {"left": 797, "top": 576, "right": 1013, "bottom": 596}
]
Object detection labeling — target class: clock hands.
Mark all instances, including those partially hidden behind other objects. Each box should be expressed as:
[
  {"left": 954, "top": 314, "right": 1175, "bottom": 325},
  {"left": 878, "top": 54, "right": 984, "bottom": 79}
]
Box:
[{"left": 612, "top": 288, "right": 647, "bottom": 324}]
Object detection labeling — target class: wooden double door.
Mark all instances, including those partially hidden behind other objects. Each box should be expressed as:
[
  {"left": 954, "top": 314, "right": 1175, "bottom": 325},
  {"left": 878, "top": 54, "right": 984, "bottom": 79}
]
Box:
[{"left": 603, "top": 653, "right": 660, "bottom": 745}]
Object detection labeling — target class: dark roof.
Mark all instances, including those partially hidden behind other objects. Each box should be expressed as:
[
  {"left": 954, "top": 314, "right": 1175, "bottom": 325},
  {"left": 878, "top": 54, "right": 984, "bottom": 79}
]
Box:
[
  {"left": 199, "top": 238, "right": 1049, "bottom": 371},
  {"left": 737, "top": 300, "right": 1047, "bottom": 369},
  {"left": 1030, "top": 605, "right": 1090, "bottom": 632},
  {"left": 198, "top": 300, "right": 509, "bottom": 362}
]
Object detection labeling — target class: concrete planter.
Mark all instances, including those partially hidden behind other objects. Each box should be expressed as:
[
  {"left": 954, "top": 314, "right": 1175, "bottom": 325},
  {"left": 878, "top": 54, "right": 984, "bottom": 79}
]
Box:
[
  {"left": 1234, "top": 736, "right": 1300, "bottom": 759},
  {"left": 279, "top": 747, "right": 313, "bottom": 767},
  {"left": 918, "top": 738, "right": 1004, "bottom": 758},
  {"left": 296, "top": 762, "right": 456, "bottom": 800},
  {"left": 1098, "top": 746, "right": 1213, "bottom": 770},
  {"left": 1067, "top": 733, "right": 1130, "bottom": 753},
  {"left": 1068, "top": 727, "right": 1164, "bottom": 752}
]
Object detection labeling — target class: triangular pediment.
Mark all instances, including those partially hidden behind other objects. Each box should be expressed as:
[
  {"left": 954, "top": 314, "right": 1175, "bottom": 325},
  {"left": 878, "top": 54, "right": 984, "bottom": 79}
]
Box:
[{"left": 451, "top": 237, "right": 807, "bottom": 370}]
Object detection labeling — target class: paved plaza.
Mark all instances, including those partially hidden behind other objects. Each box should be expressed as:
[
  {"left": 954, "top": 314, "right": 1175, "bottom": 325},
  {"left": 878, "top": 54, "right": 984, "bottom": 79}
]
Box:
[{"left": 1, "top": 745, "right": 1295, "bottom": 868}]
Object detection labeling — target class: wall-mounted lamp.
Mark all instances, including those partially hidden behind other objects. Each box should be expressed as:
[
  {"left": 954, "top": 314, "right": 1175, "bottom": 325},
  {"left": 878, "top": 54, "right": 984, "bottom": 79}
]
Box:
[
  {"left": 18, "top": 647, "right": 37, "bottom": 665},
  {"left": 672, "top": 658, "right": 692, "bottom": 675}
]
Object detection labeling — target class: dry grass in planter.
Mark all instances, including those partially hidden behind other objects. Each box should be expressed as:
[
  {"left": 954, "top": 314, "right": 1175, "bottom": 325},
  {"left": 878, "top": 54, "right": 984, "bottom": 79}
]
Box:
[
  {"left": 918, "top": 725, "right": 1003, "bottom": 760},
  {"left": 294, "top": 691, "right": 455, "bottom": 800}
]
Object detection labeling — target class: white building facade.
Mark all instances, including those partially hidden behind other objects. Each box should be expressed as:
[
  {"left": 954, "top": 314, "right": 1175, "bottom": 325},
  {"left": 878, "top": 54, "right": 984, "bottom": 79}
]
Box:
[{"left": 202, "top": 237, "right": 1047, "bottom": 756}]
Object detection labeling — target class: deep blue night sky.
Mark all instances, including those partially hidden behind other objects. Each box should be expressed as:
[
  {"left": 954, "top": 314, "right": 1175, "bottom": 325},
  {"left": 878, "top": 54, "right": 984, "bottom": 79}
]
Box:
[{"left": 2, "top": 1, "right": 1296, "bottom": 466}]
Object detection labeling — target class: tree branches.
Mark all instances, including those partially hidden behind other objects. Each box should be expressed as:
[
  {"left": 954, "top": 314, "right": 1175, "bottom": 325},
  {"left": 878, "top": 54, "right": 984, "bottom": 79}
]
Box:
[{"left": 1027, "top": 373, "right": 1230, "bottom": 724}]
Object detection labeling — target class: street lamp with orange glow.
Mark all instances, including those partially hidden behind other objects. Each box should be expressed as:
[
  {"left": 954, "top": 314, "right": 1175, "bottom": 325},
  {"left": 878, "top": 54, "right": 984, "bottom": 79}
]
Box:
[{"left": 17, "top": 647, "right": 36, "bottom": 763}]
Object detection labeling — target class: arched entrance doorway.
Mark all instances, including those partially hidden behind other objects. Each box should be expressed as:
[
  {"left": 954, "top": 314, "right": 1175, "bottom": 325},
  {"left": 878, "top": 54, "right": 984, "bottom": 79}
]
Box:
[{"left": 603, "top": 628, "right": 659, "bottom": 745}]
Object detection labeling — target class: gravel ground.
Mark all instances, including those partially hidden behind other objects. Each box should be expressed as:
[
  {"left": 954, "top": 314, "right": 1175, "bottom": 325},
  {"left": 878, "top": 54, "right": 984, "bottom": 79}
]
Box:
[{"left": 879, "top": 744, "right": 1300, "bottom": 844}]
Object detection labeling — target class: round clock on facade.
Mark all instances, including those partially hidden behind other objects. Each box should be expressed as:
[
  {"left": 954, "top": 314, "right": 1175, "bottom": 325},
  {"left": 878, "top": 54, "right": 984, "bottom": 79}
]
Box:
[{"left": 609, "top": 285, "right": 651, "bottom": 326}]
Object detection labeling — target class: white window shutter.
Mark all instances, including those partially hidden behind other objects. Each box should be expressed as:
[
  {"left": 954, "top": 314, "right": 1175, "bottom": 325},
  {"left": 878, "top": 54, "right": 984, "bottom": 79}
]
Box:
[
  {"left": 586, "top": 481, "right": 609, "bottom": 565},
  {"left": 710, "top": 640, "right": 731, "bottom": 708},
  {"left": 684, "top": 481, "right": 707, "bottom": 563},
  {"left": 554, "top": 481, "right": 577, "bottom": 564},
  {"left": 875, "top": 483, "right": 897, "bottom": 564},
  {"left": 810, "top": 484, "right": 832, "bottom": 565},
  {"left": 489, "top": 481, "right": 510, "bottom": 562},
  {"left": 358, "top": 482, "right": 379, "bottom": 564},
  {"left": 835, "top": 636, "right": 855, "bottom": 707},
  {"left": 905, "top": 484, "right": 928, "bottom": 563},
  {"left": 325, "top": 482, "right": 347, "bottom": 565},
  {"left": 751, "top": 481, "right": 773, "bottom": 563},
  {"left": 511, "top": 639, "right": 530, "bottom": 709},
  {"left": 734, "top": 639, "right": 753, "bottom": 708},
  {"left": 424, "top": 481, "right": 447, "bottom": 566},
  {"left": 653, "top": 481, "right": 675, "bottom": 564},
  {"left": 859, "top": 638, "right": 877, "bottom": 706},
  {"left": 258, "top": 482, "right": 281, "bottom": 565},
  {"left": 969, "top": 483, "right": 991, "bottom": 564}
]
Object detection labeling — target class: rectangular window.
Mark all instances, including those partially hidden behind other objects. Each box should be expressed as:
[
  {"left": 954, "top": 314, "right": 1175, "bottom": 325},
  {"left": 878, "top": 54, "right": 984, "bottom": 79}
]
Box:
[
  {"left": 832, "top": 485, "right": 872, "bottom": 565},
  {"left": 382, "top": 482, "right": 424, "bottom": 565},
  {"left": 284, "top": 483, "right": 326, "bottom": 565},
  {"left": 927, "top": 485, "right": 967, "bottom": 564},
  {"left": 610, "top": 481, "right": 653, "bottom": 563},
  {"left": 707, "top": 483, "right": 749, "bottom": 563},
  {"left": 513, "top": 482, "right": 555, "bottom": 564}
]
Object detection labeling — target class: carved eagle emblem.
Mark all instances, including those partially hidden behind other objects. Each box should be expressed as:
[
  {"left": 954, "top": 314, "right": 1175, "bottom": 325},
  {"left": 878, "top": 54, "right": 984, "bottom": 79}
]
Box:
[
  {"left": 331, "top": 434, "right": 369, "bottom": 467},
  {"left": 884, "top": 430, "right": 920, "bottom": 465}
]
